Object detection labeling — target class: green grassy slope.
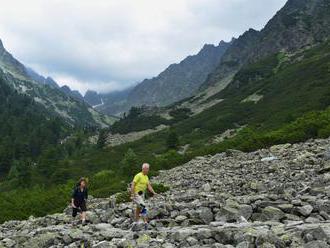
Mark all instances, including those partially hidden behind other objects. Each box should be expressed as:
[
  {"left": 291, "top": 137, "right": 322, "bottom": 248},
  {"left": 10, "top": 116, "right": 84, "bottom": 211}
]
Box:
[{"left": 173, "top": 41, "right": 330, "bottom": 146}]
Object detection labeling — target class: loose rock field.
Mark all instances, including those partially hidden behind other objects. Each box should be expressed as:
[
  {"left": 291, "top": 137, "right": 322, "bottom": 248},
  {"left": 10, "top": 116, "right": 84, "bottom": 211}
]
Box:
[{"left": 1, "top": 138, "right": 330, "bottom": 247}]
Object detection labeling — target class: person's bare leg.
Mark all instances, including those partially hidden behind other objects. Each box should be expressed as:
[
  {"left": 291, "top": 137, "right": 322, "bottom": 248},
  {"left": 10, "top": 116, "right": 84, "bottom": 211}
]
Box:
[
  {"left": 81, "top": 211, "right": 86, "bottom": 224},
  {"left": 135, "top": 207, "right": 140, "bottom": 222}
]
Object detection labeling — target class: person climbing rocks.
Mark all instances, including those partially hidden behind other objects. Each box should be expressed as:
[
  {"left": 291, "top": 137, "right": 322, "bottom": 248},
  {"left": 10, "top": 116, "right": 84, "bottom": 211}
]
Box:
[
  {"left": 71, "top": 177, "right": 88, "bottom": 225},
  {"left": 131, "top": 163, "right": 157, "bottom": 230}
]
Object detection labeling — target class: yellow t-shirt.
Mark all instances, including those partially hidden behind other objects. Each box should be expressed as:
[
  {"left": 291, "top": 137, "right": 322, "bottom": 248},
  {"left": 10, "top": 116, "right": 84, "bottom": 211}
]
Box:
[{"left": 133, "top": 172, "right": 149, "bottom": 193}]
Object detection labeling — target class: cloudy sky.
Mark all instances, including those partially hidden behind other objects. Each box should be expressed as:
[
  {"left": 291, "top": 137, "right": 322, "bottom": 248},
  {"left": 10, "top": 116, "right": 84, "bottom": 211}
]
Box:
[{"left": 0, "top": 0, "right": 286, "bottom": 94}]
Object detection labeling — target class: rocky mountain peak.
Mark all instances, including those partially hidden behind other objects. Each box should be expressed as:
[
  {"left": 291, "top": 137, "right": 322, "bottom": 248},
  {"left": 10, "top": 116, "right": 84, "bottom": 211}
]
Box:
[
  {"left": 84, "top": 90, "right": 103, "bottom": 106},
  {"left": 0, "top": 40, "right": 113, "bottom": 127},
  {"left": 59, "top": 85, "right": 84, "bottom": 101},
  {"left": 45, "top": 77, "right": 59, "bottom": 88},
  {"left": 60, "top": 85, "right": 72, "bottom": 93},
  {"left": 200, "top": 0, "right": 330, "bottom": 90},
  {"left": 284, "top": 0, "right": 315, "bottom": 10},
  {"left": 200, "top": 43, "right": 216, "bottom": 50},
  {"left": 218, "top": 40, "right": 228, "bottom": 46}
]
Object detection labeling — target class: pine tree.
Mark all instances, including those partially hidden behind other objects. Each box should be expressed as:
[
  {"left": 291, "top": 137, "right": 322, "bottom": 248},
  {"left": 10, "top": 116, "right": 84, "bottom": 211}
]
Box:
[
  {"left": 97, "top": 129, "right": 108, "bottom": 149},
  {"left": 167, "top": 129, "right": 179, "bottom": 150},
  {"left": 121, "top": 148, "right": 139, "bottom": 177}
]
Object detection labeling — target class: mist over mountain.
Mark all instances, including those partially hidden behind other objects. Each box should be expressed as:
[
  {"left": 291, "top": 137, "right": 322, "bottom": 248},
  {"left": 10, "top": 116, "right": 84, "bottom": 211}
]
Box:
[
  {"left": 95, "top": 40, "right": 232, "bottom": 115},
  {"left": 96, "top": 0, "right": 329, "bottom": 115},
  {"left": 88, "top": 0, "right": 330, "bottom": 118}
]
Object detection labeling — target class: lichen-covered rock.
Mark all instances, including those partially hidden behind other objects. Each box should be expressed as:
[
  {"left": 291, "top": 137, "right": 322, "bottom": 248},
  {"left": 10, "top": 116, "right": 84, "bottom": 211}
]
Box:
[{"left": 258, "top": 206, "right": 285, "bottom": 221}]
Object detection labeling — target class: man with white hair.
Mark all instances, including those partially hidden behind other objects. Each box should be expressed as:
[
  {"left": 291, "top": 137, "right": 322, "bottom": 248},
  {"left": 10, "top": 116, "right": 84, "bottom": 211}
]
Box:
[{"left": 131, "top": 163, "right": 157, "bottom": 227}]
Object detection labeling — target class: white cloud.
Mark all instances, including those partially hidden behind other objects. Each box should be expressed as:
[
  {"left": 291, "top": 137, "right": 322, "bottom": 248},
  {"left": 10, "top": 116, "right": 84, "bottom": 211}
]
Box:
[{"left": 0, "top": 0, "right": 287, "bottom": 94}]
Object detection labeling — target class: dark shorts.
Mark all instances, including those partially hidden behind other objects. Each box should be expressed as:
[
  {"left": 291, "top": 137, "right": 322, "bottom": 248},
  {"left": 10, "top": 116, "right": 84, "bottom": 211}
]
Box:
[{"left": 72, "top": 201, "right": 87, "bottom": 217}]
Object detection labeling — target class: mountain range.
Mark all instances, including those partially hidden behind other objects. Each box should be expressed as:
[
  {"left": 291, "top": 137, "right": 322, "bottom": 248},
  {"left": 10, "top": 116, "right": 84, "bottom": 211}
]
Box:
[
  {"left": 87, "top": 41, "right": 232, "bottom": 115},
  {"left": 0, "top": 40, "right": 115, "bottom": 128},
  {"left": 109, "top": 0, "right": 330, "bottom": 137},
  {"left": 127, "top": 41, "right": 232, "bottom": 107},
  {"left": 1, "top": 0, "right": 328, "bottom": 137},
  {"left": 201, "top": 0, "right": 330, "bottom": 89},
  {"left": 89, "top": 0, "right": 330, "bottom": 117}
]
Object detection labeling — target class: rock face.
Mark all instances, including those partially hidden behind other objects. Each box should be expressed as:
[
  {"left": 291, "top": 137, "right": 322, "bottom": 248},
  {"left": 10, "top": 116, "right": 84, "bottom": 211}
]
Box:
[
  {"left": 2, "top": 137, "right": 330, "bottom": 247},
  {"left": 94, "top": 41, "right": 232, "bottom": 116},
  {"left": 0, "top": 39, "right": 114, "bottom": 128},
  {"left": 60, "top": 85, "right": 84, "bottom": 102},
  {"left": 25, "top": 67, "right": 60, "bottom": 89},
  {"left": 201, "top": 0, "right": 330, "bottom": 89},
  {"left": 84, "top": 90, "right": 103, "bottom": 106},
  {"left": 96, "top": 88, "right": 133, "bottom": 116},
  {"left": 127, "top": 41, "right": 231, "bottom": 107},
  {"left": 0, "top": 39, "right": 30, "bottom": 81}
]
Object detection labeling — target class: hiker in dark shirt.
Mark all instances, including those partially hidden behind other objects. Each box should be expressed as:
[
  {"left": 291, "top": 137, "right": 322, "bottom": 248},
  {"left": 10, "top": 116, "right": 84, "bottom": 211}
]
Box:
[{"left": 71, "top": 177, "right": 88, "bottom": 225}]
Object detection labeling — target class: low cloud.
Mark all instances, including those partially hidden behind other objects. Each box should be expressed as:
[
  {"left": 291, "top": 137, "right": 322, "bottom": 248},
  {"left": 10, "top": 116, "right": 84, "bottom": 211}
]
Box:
[{"left": 0, "top": 0, "right": 286, "bottom": 94}]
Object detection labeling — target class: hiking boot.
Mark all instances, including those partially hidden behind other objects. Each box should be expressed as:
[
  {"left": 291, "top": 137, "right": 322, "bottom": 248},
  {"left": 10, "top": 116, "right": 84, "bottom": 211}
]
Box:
[
  {"left": 131, "top": 222, "right": 137, "bottom": 232},
  {"left": 72, "top": 219, "right": 83, "bottom": 227},
  {"left": 144, "top": 223, "right": 148, "bottom": 231}
]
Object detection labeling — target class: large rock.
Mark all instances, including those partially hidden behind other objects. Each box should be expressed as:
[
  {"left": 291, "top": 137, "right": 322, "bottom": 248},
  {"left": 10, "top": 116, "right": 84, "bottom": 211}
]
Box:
[
  {"left": 22, "top": 232, "right": 59, "bottom": 248},
  {"left": 304, "top": 240, "right": 329, "bottom": 248},
  {"left": 297, "top": 205, "right": 314, "bottom": 217},
  {"left": 93, "top": 241, "right": 113, "bottom": 248},
  {"left": 171, "top": 228, "right": 195, "bottom": 242},
  {"left": 215, "top": 201, "right": 253, "bottom": 222},
  {"left": 1, "top": 238, "right": 16, "bottom": 248},
  {"left": 258, "top": 207, "right": 285, "bottom": 221},
  {"left": 198, "top": 207, "right": 214, "bottom": 224},
  {"left": 216, "top": 206, "right": 239, "bottom": 222}
]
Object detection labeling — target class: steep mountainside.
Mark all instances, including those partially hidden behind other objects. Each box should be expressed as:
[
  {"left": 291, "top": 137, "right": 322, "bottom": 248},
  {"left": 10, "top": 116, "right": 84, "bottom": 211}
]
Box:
[
  {"left": 25, "top": 67, "right": 60, "bottom": 88},
  {"left": 60, "top": 85, "right": 84, "bottom": 102},
  {"left": 0, "top": 40, "right": 31, "bottom": 81},
  {"left": 84, "top": 90, "right": 103, "bottom": 106},
  {"left": 171, "top": 40, "right": 330, "bottom": 146},
  {"left": 96, "top": 0, "right": 330, "bottom": 152},
  {"left": 92, "top": 41, "right": 231, "bottom": 116},
  {"left": 1, "top": 138, "right": 330, "bottom": 247},
  {"left": 0, "top": 39, "right": 114, "bottom": 127},
  {"left": 0, "top": 77, "right": 70, "bottom": 176},
  {"left": 98, "top": 0, "right": 330, "bottom": 116},
  {"left": 95, "top": 87, "right": 134, "bottom": 116},
  {"left": 127, "top": 41, "right": 231, "bottom": 107},
  {"left": 108, "top": 38, "right": 330, "bottom": 147},
  {"left": 201, "top": 0, "right": 330, "bottom": 89}
]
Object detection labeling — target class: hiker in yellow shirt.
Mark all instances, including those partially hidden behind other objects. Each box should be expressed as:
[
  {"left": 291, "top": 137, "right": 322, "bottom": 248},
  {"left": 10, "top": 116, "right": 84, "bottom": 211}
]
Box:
[{"left": 131, "top": 163, "right": 157, "bottom": 224}]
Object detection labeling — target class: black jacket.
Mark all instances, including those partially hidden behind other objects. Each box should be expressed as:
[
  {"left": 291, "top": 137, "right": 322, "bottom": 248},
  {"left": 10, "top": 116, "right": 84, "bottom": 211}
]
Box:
[{"left": 72, "top": 187, "right": 88, "bottom": 204}]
